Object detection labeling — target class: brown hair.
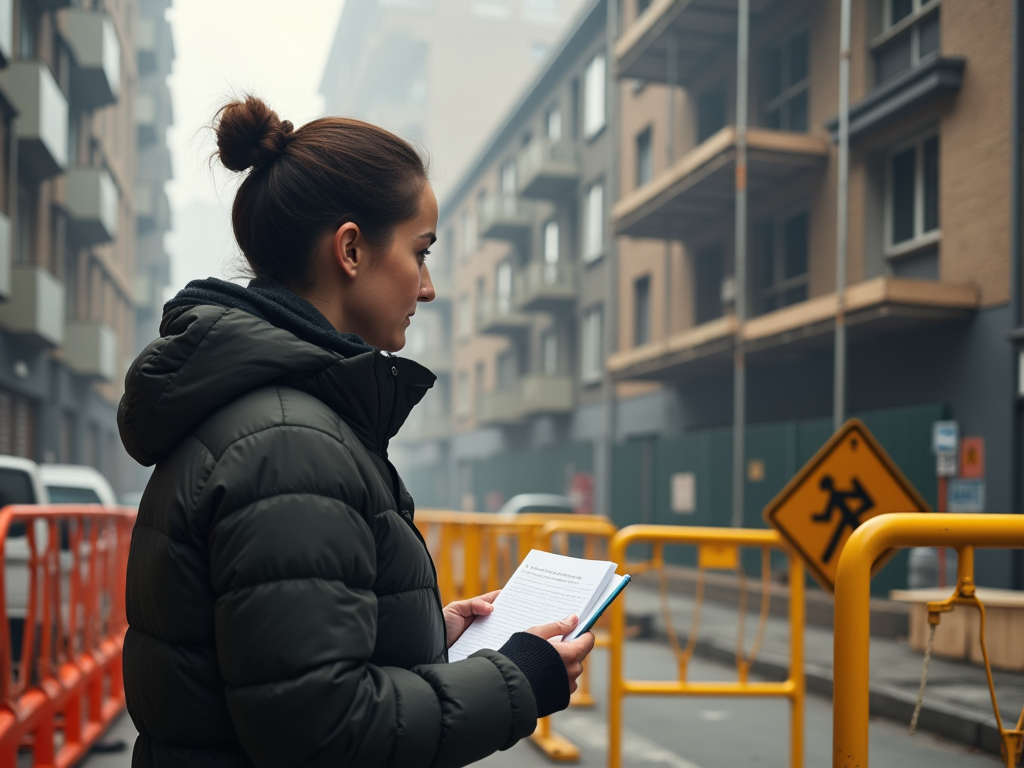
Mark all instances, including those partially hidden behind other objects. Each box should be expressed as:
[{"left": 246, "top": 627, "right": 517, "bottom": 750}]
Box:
[{"left": 214, "top": 96, "right": 428, "bottom": 284}]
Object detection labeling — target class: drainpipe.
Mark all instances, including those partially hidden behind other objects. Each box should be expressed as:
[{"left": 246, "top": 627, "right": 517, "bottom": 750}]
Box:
[
  {"left": 1011, "top": 0, "right": 1023, "bottom": 587},
  {"left": 731, "top": 0, "right": 749, "bottom": 528},
  {"left": 834, "top": 0, "right": 851, "bottom": 432},
  {"left": 602, "top": 0, "right": 620, "bottom": 518},
  {"left": 664, "top": 33, "right": 677, "bottom": 344}
]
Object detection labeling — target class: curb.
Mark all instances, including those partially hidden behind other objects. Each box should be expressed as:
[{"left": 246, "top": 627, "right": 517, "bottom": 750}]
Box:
[{"left": 632, "top": 616, "right": 1004, "bottom": 758}]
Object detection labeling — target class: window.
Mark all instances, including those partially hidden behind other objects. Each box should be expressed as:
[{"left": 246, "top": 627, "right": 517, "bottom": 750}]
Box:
[
  {"left": 635, "top": 126, "right": 653, "bottom": 186},
  {"left": 697, "top": 86, "right": 727, "bottom": 143},
  {"left": 581, "top": 307, "right": 604, "bottom": 384},
  {"left": 887, "top": 133, "right": 939, "bottom": 252},
  {"left": 636, "top": 0, "right": 652, "bottom": 17},
  {"left": 474, "top": 362, "right": 486, "bottom": 397},
  {"left": 570, "top": 78, "right": 581, "bottom": 138},
  {"left": 583, "top": 181, "right": 604, "bottom": 263},
  {"left": 583, "top": 53, "right": 606, "bottom": 139},
  {"left": 461, "top": 209, "right": 476, "bottom": 260},
  {"left": 472, "top": 0, "right": 511, "bottom": 18},
  {"left": 542, "top": 330, "right": 559, "bottom": 375},
  {"left": 694, "top": 244, "right": 724, "bottom": 325},
  {"left": 753, "top": 209, "right": 809, "bottom": 315},
  {"left": 459, "top": 294, "right": 472, "bottom": 340},
  {"left": 500, "top": 160, "right": 516, "bottom": 196},
  {"left": 18, "top": 2, "right": 36, "bottom": 59},
  {"left": 496, "top": 260, "right": 514, "bottom": 313},
  {"left": 763, "top": 28, "right": 809, "bottom": 132},
  {"left": 15, "top": 187, "right": 32, "bottom": 265},
  {"left": 543, "top": 220, "right": 560, "bottom": 282},
  {"left": 873, "top": 0, "right": 940, "bottom": 85},
  {"left": 634, "top": 276, "right": 651, "bottom": 346},
  {"left": 496, "top": 351, "right": 516, "bottom": 390},
  {"left": 546, "top": 106, "right": 562, "bottom": 141},
  {"left": 456, "top": 371, "right": 471, "bottom": 417}
]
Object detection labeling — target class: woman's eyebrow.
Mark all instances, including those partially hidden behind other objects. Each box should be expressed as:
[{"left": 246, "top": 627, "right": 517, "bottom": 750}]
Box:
[{"left": 417, "top": 232, "right": 437, "bottom": 245}]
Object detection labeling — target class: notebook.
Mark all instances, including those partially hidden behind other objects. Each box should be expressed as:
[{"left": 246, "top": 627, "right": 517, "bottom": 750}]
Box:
[{"left": 448, "top": 549, "right": 631, "bottom": 662}]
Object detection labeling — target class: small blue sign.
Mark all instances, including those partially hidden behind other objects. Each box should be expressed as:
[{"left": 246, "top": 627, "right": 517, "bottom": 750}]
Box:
[
  {"left": 932, "top": 420, "right": 959, "bottom": 454},
  {"left": 947, "top": 479, "right": 985, "bottom": 513}
]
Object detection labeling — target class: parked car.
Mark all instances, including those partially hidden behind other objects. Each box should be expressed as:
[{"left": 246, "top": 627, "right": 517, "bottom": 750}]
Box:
[
  {"left": 39, "top": 464, "right": 117, "bottom": 506},
  {"left": 0, "top": 455, "right": 49, "bottom": 659},
  {"left": 496, "top": 494, "right": 576, "bottom": 516}
]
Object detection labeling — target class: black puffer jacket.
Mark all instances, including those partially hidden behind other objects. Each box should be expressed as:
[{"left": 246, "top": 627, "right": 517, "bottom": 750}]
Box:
[{"left": 118, "top": 282, "right": 567, "bottom": 768}]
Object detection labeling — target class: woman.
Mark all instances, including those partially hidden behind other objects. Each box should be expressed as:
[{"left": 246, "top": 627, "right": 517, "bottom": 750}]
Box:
[{"left": 118, "top": 97, "right": 595, "bottom": 768}]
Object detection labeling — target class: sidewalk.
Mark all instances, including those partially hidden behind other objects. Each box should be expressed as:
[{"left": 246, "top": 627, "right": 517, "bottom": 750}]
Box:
[{"left": 624, "top": 582, "right": 1024, "bottom": 758}]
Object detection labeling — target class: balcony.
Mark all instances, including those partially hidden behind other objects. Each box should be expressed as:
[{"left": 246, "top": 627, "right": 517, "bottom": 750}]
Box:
[
  {"left": 64, "top": 321, "right": 117, "bottom": 380},
  {"left": 0, "top": 62, "right": 68, "bottom": 178},
  {"left": 519, "top": 374, "right": 574, "bottom": 416},
  {"left": 478, "top": 194, "right": 533, "bottom": 241},
  {"left": 0, "top": 266, "right": 64, "bottom": 346},
  {"left": 615, "top": 0, "right": 774, "bottom": 86},
  {"left": 136, "top": 183, "right": 171, "bottom": 232},
  {"left": 136, "top": 92, "right": 157, "bottom": 145},
  {"left": 517, "top": 139, "right": 580, "bottom": 200},
  {"left": 477, "top": 293, "right": 531, "bottom": 336},
  {"left": 65, "top": 10, "right": 121, "bottom": 108},
  {"left": 612, "top": 127, "right": 828, "bottom": 240},
  {"left": 66, "top": 167, "right": 119, "bottom": 245},
  {"left": 515, "top": 261, "right": 576, "bottom": 313},
  {"left": 406, "top": 344, "right": 452, "bottom": 375},
  {"left": 0, "top": 0, "right": 12, "bottom": 67},
  {"left": 608, "top": 277, "right": 978, "bottom": 382},
  {"left": 136, "top": 18, "right": 159, "bottom": 73},
  {"left": 477, "top": 389, "right": 522, "bottom": 426}
]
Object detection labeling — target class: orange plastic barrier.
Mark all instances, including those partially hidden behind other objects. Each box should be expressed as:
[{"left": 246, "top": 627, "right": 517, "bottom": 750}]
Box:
[{"left": 0, "top": 504, "right": 136, "bottom": 768}]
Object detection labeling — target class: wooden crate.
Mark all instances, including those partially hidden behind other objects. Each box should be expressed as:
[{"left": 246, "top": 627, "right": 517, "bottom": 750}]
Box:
[{"left": 890, "top": 588, "right": 1024, "bottom": 672}]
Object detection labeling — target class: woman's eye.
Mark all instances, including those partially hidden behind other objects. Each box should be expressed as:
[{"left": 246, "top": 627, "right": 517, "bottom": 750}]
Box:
[{"left": 418, "top": 249, "right": 431, "bottom": 261}]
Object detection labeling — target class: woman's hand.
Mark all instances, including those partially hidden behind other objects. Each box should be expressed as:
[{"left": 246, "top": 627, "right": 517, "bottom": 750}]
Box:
[
  {"left": 443, "top": 590, "right": 500, "bottom": 647},
  {"left": 526, "top": 615, "right": 596, "bottom": 694}
]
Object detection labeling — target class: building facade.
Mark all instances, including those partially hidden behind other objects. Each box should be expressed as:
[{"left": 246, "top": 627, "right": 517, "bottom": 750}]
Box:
[
  {"left": 0, "top": 0, "right": 174, "bottom": 495},
  {"left": 394, "top": 0, "right": 1023, "bottom": 591},
  {"left": 318, "top": 0, "right": 587, "bottom": 200}
]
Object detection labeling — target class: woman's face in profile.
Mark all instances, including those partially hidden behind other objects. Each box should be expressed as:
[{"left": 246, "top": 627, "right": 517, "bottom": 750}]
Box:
[{"left": 347, "top": 183, "right": 438, "bottom": 352}]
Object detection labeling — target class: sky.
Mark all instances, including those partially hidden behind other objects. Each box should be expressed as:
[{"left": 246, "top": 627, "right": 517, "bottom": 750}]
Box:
[{"left": 164, "top": 0, "right": 345, "bottom": 291}]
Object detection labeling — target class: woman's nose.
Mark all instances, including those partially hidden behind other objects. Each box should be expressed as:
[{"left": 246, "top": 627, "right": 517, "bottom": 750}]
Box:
[{"left": 419, "top": 264, "right": 436, "bottom": 302}]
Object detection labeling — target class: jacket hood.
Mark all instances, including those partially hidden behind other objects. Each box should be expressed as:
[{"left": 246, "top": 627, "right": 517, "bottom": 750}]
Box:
[{"left": 118, "top": 281, "right": 436, "bottom": 467}]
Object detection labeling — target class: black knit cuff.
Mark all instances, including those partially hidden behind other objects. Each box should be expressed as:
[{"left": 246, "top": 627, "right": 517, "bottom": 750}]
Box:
[{"left": 497, "top": 632, "right": 570, "bottom": 718}]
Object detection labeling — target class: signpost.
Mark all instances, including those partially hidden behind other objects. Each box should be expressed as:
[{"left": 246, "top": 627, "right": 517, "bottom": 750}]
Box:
[
  {"left": 932, "top": 420, "right": 959, "bottom": 585},
  {"left": 763, "top": 419, "right": 930, "bottom": 593}
]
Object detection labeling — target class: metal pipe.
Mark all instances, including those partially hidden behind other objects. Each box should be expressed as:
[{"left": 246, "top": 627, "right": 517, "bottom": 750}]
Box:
[
  {"left": 1011, "top": 0, "right": 1024, "bottom": 589},
  {"left": 834, "top": 0, "right": 851, "bottom": 432},
  {"left": 665, "top": 33, "right": 677, "bottom": 343},
  {"left": 731, "top": 0, "right": 749, "bottom": 528},
  {"left": 601, "top": 0, "right": 620, "bottom": 518}
]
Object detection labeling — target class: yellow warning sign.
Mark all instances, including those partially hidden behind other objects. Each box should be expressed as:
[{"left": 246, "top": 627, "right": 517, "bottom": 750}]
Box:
[{"left": 763, "top": 418, "right": 930, "bottom": 593}]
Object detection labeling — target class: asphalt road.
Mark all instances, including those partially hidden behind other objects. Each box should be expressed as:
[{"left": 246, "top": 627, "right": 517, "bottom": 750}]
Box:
[{"left": 82, "top": 641, "right": 1001, "bottom": 768}]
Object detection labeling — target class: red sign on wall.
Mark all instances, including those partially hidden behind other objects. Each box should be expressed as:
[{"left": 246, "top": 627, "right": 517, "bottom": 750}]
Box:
[
  {"left": 569, "top": 473, "right": 594, "bottom": 516},
  {"left": 960, "top": 437, "right": 985, "bottom": 479}
]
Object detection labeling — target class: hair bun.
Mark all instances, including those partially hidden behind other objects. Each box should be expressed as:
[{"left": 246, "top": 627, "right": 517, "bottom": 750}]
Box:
[{"left": 215, "top": 96, "right": 293, "bottom": 172}]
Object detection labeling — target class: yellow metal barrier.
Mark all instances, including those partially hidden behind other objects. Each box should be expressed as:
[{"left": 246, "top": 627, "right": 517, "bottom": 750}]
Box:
[
  {"left": 833, "top": 513, "right": 1024, "bottom": 768},
  {"left": 415, "top": 511, "right": 616, "bottom": 762},
  {"left": 608, "top": 525, "right": 806, "bottom": 768}
]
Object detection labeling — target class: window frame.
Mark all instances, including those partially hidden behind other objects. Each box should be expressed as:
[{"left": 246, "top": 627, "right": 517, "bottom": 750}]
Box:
[
  {"left": 633, "top": 275, "right": 652, "bottom": 347},
  {"left": 582, "top": 180, "right": 605, "bottom": 264},
  {"left": 884, "top": 129, "right": 940, "bottom": 257},
  {"left": 583, "top": 52, "right": 607, "bottom": 140},
  {"left": 754, "top": 204, "right": 811, "bottom": 315},
  {"left": 580, "top": 305, "right": 604, "bottom": 385},
  {"left": 761, "top": 24, "right": 810, "bottom": 133},
  {"left": 635, "top": 125, "right": 653, "bottom": 187},
  {"left": 541, "top": 329, "right": 559, "bottom": 375},
  {"left": 870, "top": 0, "right": 941, "bottom": 83}
]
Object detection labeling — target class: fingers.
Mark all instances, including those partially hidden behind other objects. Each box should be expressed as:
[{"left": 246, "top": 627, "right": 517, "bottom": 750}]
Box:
[
  {"left": 467, "top": 596, "right": 497, "bottom": 616},
  {"left": 526, "top": 614, "right": 579, "bottom": 640},
  {"left": 479, "top": 590, "right": 500, "bottom": 604},
  {"left": 445, "top": 590, "right": 501, "bottom": 618}
]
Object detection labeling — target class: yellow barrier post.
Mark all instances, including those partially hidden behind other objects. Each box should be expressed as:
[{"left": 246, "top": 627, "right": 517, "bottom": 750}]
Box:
[
  {"left": 608, "top": 525, "right": 805, "bottom": 768},
  {"left": 833, "top": 513, "right": 1024, "bottom": 768}
]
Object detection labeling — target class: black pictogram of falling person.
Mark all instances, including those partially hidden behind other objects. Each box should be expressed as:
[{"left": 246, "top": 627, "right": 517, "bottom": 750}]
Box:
[{"left": 812, "top": 475, "right": 875, "bottom": 564}]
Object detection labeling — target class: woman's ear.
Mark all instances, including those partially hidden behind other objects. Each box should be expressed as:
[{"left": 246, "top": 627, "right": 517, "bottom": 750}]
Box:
[{"left": 332, "top": 223, "right": 363, "bottom": 279}]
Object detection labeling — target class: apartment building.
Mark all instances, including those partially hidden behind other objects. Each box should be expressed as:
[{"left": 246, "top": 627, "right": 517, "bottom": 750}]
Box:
[
  {"left": 394, "top": 0, "right": 650, "bottom": 516},
  {"left": 0, "top": 0, "right": 173, "bottom": 495},
  {"left": 318, "top": 0, "right": 587, "bottom": 200},
  {"left": 611, "top": 0, "right": 1017, "bottom": 588}
]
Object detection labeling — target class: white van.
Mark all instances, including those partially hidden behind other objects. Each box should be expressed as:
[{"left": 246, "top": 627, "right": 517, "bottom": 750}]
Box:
[
  {"left": 39, "top": 464, "right": 118, "bottom": 506},
  {"left": 0, "top": 456, "right": 48, "bottom": 658}
]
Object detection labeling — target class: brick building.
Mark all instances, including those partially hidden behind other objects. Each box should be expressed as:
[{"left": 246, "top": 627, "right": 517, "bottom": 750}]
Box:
[{"left": 0, "top": 0, "right": 174, "bottom": 494}]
